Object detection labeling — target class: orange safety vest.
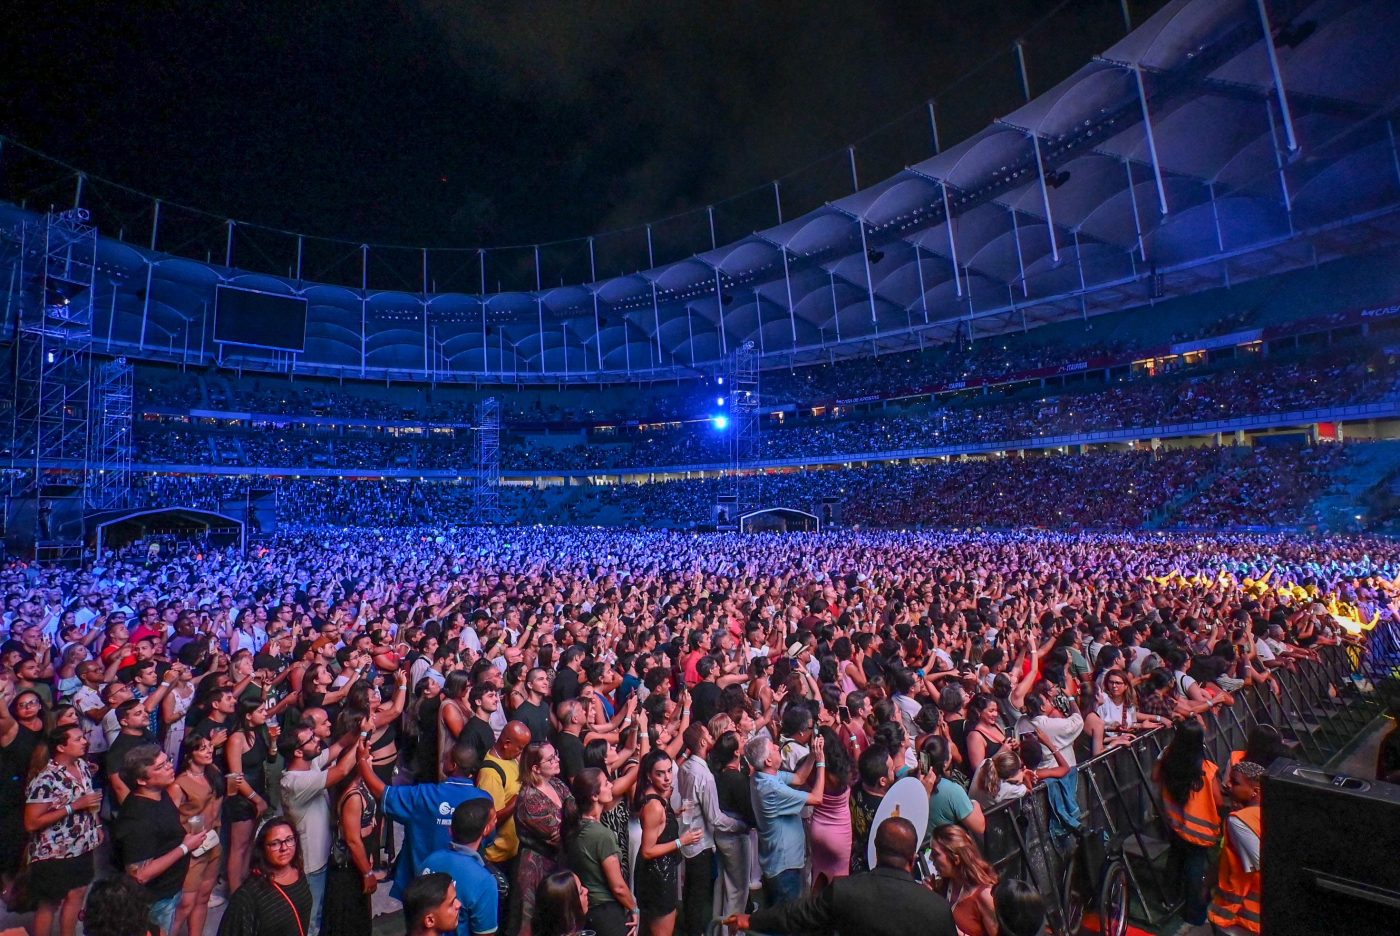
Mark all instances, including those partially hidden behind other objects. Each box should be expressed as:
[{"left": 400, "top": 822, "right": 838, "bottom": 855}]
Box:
[
  {"left": 1209, "top": 805, "right": 1262, "bottom": 934},
  {"left": 1162, "top": 760, "right": 1223, "bottom": 847}
]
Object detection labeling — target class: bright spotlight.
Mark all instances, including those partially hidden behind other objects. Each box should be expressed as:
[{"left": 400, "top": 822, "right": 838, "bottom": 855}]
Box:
[
  {"left": 717, "top": 396, "right": 725, "bottom": 406},
  {"left": 712, "top": 415, "right": 729, "bottom": 430},
  {"left": 716, "top": 376, "right": 724, "bottom": 385}
]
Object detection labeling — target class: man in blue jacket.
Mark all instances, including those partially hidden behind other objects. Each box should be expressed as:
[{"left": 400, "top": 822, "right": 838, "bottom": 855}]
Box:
[
  {"left": 360, "top": 738, "right": 494, "bottom": 900},
  {"left": 423, "top": 798, "right": 500, "bottom": 936}
]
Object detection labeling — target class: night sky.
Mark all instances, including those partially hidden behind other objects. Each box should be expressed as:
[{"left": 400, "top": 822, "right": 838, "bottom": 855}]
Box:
[{"left": 3, "top": 0, "right": 1142, "bottom": 264}]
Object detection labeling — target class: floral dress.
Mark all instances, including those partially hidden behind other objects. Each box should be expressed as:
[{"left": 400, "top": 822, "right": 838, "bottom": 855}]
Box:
[{"left": 516, "top": 778, "right": 574, "bottom": 928}]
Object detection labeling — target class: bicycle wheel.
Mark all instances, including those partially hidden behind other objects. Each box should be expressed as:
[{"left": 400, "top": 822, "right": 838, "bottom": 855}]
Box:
[{"left": 1096, "top": 858, "right": 1131, "bottom": 936}]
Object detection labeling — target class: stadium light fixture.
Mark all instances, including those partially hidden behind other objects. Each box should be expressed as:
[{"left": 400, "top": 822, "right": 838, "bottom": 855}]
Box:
[{"left": 712, "top": 415, "right": 729, "bottom": 430}]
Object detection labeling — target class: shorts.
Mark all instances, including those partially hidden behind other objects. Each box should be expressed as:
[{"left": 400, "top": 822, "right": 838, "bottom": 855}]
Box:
[{"left": 28, "top": 851, "right": 96, "bottom": 903}]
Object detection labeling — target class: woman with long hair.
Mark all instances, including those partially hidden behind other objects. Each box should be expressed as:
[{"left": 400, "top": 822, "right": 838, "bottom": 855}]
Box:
[
  {"left": 564, "top": 770, "right": 636, "bottom": 936},
  {"left": 930, "top": 825, "right": 999, "bottom": 936},
  {"left": 970, "top": 747, "right": 1031, "bottom": 809},
  {"left": 405, "top": 676, "right": 443, "bottom": 782},
  {"left": 808, "top": 726, "right": 853, "bottom": 890},
  {"left": 217, "top": 818, "right": 313, "bottom": 936},
  {"left": 320, "top": 745, "right": 382, "bottom": 936},
  {"left": 436, "top": 671, "right": 471, "bottom": 780},
  {"left": 1154, "top": 720, "right": 1223, "bottom": 929},
  {"left": 633, "top": 749, "right": 700, "bottom": 936},
  {"left": 0, "top": 687, "right": 50, "bottom": 897},
  {"left": 516, "top": 742, "right": 577, "bottom": 936},
  {"left": 964, "top": 694, "right": 1010, "bottom": 770},
  {"left": 533, "top": 871, "right": 589, "bottom": 936},
  {"left": 707, "top": 730, "right": 754, "bottom": 922},
  {"left": 582, "top": 720, "right": 645, "bottom": 886},
  {"left": 224, "top": 697, "right": 277, "bottom": 893},
  {"left": 168, "top": 732, "right": 224, "bottom": 936}
]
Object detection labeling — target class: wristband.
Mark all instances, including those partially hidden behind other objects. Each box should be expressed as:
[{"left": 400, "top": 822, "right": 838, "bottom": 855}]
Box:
[
  {"left": 161, "top": 682, "right": 172, "bottom": 689},
  {"left": 178, "top": 844, "right": 190, "bottom": 856},
  {"left": 815, "top": 762, "right": 826, "bottom": 768},
  {"left": 65, "top": 804, "right": 73, "bottom": 817}
]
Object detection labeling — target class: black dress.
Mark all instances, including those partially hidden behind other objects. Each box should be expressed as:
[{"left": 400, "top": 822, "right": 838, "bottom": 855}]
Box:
[
  {"left": 634, "top": 793, "right": 681, "bottom": 917},
  {"left": 321, "top": 783, "right": 381, "bottom": 936},
  {"left": 227, "top": 729, "right": 270, "bottom": 822},
  {"left": 0, "top": 724, "right": 41, "bottom": 875}
]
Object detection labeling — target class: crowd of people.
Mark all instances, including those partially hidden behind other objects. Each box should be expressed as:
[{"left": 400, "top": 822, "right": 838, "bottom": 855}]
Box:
[
  {"left": 0, "top": 524, "right": 1391, "bottom": 936},
  {"left": 504, "top": 340, "right": 1395, "bottom": 472},
  {"left": 129, "top": 441, "right": 1357, "bottom": 533}
]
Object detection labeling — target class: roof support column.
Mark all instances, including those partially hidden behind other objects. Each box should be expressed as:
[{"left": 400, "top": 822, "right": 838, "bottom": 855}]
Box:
[
  {"left": 650, "top": 280, "right": 663, "bottom": 367},
  {"left": 562, "top": 321, "right": 569, "bottom": 379},
  {"left": 685, "top": 302, "right": 696, "bottom": 368},
  {"left": 225, "top": 220, "right": 235, "bottom": 267},
  {"left": 857, "top": 217, "right": 878, "bottom": 328},
  {"left": 912, "top": 241, "right": 929, "bottom": 325},
  {"left": 1254, "top": 0, "right": 1299, "bottom": 154},
  {"left": 707, "top": 206, "right": 717, "bottom": 251},
  {"left": 1009, "top": 208, "right": 1028, "bottom": 297},
  {"left": 940, "top": 181, "right": 963, "bottom": 297},
  {"left": 150, "top": 199, "right": 161, "bottom": 250},
  {"left": 421, "top": 248, "right": 429, "bottom": 296},
  {"left": 1131, "top": 65, "right": 1170, "bottom": 216},
  {"left": 773, "top": 182, "right": 783, "bottom": 224},
  {"left": 1208, "top": 182, "right": 1225, "bottom": 252},
  {"left": 714, "top": 267, "right": 728, "bottom": 355},
  {"left": 780, "top": 245, "right": 798, "bottom": 346},
  {"left": 1123, "top": 158, "right": 1146, "bottom": 261},
  {"left": 139, "top": 260, "right": 153, "bottom": 350},
  {"left": 754, "top": 289, "right": 766, "bottom": 354},
  {"left": 589, "top": 237, "right": 603, "bottom": 371},
  {"left": 1030, "top": 135, "right": 1061, "bottom": 262},
  {"left": 1014, "top": 41, "right": 1032, "bottom": 102},
  {"left": 828, "top": 270, "right": 842, "bottom": 344},
  {"left": 927, "top": 100, "right": 941, "bottom": 155},
  {"left": 295, "top": 235, "right": 304, "bottom": 282},
  {"left": 479, "top": 249, "right": 487, "bottom": 295},
  {"left": 481, "top": 300, "right": 489, "bottom": 376},
  {"left": 848, "top": 147, "right": 859, "bottom": 192},
  {"left": 1264, "top": 100, "right": 1294, "bottom": 229},
  {"left": 73, "top": 173, "right": 85, "bottom": 210}
]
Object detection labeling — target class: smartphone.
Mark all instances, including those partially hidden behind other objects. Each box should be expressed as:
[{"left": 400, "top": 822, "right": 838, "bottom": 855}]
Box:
[{"left": 837, "top": 705, "right": 849, "bottom": 721}]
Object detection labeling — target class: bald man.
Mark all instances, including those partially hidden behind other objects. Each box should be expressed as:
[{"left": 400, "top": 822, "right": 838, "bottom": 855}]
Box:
[
  {"left": 479, "top": 721, "right": 528, "bottom": 931},
  {"left": 726, "top": 817, "right": 957, "bottom": 936}
]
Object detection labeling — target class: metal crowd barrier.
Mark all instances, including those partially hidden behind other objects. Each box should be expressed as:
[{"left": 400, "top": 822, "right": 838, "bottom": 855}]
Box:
[{"left": 977, "top": 645, "right": 1383, "bottom": 931}]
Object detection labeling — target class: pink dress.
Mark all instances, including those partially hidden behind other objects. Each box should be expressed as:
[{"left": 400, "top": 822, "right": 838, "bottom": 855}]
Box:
[{"left": 809, "top": 786, "right": 853, "bottom": 886}]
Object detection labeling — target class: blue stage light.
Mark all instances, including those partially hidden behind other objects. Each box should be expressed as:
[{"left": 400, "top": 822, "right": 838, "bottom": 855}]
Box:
[
  {"left": 717, "top": 396, "right": 725, "bottom": 406},
  {"left": 712, "top": 415, "right": 729, "bottom": 430}
]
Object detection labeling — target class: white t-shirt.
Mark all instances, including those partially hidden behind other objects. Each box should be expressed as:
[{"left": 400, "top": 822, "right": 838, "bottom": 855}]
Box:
[
  {"left": 280, "top": 763, "right": 332, "bottom": 873},
  {"left": 73, "top": 686, "right": 109, "bottom": 753},
  {"left": 1018, "top": 712, "right": 1085, "bottom": 769}
]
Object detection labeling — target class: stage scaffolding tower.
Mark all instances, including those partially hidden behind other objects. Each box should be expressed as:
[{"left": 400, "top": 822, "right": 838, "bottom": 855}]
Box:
[
  {"left": 7, "top": 209, "right": 98, "bottom": 506},
  {"left": 472, "top": 396, "right": 503, "bottom": 525},
  {"left": 87, "top": 356, "right": 134, "bottom": 510},
  {"left": 726, "top": 340, "right": 762, "bottom": 518}
]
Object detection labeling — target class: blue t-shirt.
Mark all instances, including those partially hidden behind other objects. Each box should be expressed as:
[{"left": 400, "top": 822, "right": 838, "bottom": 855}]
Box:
[
  {"left": 751, "top": 770, "right": 810, "bottom": 876},
  {"left": 927, "top": 776, "right": 974, "bottom": 842},
  {"left": 422, "top": 843, "right": 499, "bottom": 936},
  {"left": 384, "top": 778, "right": 493, "bottom": 899}
]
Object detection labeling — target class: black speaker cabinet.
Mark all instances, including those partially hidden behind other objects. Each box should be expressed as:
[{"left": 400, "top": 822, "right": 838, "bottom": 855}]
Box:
[{"left": 1262, "top": 759, "right": 1400, "bottom": 935}]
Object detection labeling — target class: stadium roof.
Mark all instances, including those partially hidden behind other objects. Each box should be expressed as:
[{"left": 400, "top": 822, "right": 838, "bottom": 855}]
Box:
[{"left": 3, "top": 0, "right": 1398, "bottom": 382}]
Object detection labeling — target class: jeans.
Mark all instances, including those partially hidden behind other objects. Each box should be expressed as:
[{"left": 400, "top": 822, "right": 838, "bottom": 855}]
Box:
[
  {"left": 1168, "top": 835, "right": 1212, "bottom": 926},
  {"left": 585, "top": 901, "right": 630, "bottom": 936},
  {"left": 149, "top": 892, "right": 180, "bottom": 936},
  {"left": 761, "top": 868, "right": 803, "bottom": 908},
  {"left": 306, "top": 866, "right": 328, "bottom": 935},
  {"left": 681, "top": 849, "right": 716, "bottom": 936}
]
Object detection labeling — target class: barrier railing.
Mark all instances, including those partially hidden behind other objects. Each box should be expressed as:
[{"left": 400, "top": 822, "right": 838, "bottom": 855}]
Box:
[{"left": 978, "top": 644, "right": 1382, "bottom": 931}]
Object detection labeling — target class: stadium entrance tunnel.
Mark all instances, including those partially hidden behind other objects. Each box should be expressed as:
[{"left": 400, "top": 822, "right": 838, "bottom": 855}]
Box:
[
  {"left": 739, "top": 507, "right": 819, "bottom": 534},
  {"left": 88, "top": 506, "right": 246, "bottom": 554}
]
